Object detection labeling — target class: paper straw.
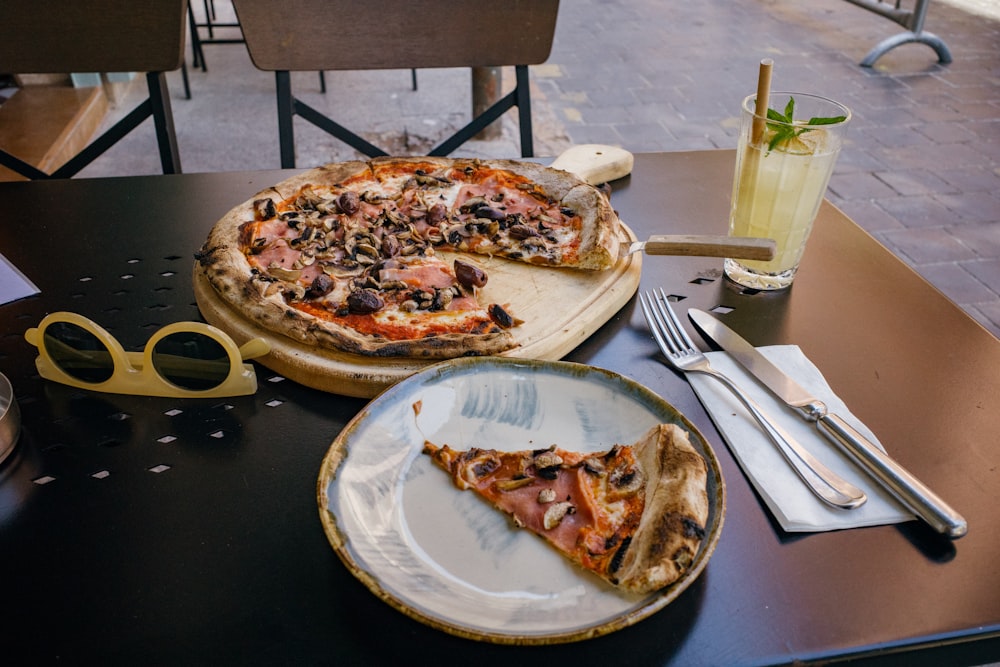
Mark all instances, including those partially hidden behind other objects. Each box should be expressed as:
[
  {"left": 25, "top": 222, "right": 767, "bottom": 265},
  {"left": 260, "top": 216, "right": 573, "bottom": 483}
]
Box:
[{"left": 752, "top": 58, "right": 773, "bottom": 145}]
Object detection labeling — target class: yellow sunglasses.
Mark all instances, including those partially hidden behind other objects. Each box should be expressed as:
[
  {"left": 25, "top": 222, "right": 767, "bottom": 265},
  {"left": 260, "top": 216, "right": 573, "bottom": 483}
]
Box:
[{"left": 24, "top": 312, "right": 271, "bottom": 398}]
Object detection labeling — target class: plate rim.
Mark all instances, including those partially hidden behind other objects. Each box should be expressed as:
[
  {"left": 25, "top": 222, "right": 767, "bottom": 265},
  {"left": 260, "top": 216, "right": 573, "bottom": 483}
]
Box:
[{"left": 316, "top": 356, "right": 727, "bottom": 645}]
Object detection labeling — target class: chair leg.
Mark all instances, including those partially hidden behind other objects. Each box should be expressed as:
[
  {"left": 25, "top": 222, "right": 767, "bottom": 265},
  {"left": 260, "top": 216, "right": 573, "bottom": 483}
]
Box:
[
  {"left": 515, "top": 65, "right": 533, "bottom": 158},
  {"left": 0, "top": 149, "right": 48, "bottom": 180},
  {"left": 147, "top": 72, "right": 182, "bottom": 174},
  {"left": 188, "top": 3, "right": 207, "bottom": 71},
  {"left": 276, "top": 71, "right": 296, "bottom": 169},
  {"left": 203, "top": 0, "right": 215, "bottom": 38},
  {"left": 181, "top": 61, "right": 191, "bottom": 100}
]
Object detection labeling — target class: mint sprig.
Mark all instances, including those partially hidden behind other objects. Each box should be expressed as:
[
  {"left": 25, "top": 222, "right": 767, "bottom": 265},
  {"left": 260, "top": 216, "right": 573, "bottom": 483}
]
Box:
[{"left": 764, "top": 97, "right": 846, "bottom": 152}]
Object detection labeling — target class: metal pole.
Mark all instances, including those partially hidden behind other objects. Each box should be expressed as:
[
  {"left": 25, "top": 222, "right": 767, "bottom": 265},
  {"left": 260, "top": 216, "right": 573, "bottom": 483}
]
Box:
[{"left": 472, "top": 67, "right": 502, "bottom": 141}]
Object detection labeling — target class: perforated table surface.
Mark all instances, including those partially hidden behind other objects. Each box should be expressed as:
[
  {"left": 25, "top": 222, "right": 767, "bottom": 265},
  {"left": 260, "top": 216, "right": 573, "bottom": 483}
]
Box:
[{"left": 1, "top": 153, "right": 998, "bottom": 665}]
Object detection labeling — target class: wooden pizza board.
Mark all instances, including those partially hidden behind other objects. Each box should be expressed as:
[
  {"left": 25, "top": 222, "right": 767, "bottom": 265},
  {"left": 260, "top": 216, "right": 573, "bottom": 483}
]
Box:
[{"left": 193, "top": 225, "right": 642, "bottom": 398}]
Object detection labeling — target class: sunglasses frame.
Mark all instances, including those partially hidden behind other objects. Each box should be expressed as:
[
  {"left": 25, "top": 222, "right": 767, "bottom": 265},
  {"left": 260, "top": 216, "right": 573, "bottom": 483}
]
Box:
[{"left": 24, "top": 312, "right": 271, "bottom": 398}]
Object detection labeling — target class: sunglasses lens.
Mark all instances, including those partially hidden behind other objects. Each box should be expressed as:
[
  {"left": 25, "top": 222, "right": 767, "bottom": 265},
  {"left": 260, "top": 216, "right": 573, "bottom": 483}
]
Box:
[
  {"left": 43, "top": 322, "right": 116, "bottom": 383},
  {"left": 151, "top": 332, "right": 230, "bottom": 391}
]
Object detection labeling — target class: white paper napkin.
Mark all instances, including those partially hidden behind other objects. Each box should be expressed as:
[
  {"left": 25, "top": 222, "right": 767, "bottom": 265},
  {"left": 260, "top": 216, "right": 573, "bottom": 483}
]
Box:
[
  {"left": 0, "top": 253, "right": 39, "bottom": 306},
  {"left": 687, "top": 345, "right": 914, "bottom": 532}
]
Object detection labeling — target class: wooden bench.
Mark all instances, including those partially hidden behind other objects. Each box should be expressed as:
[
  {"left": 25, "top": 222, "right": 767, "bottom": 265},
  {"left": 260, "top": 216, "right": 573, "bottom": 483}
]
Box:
[{"left": 0, "top": 84, "right": 108, "bottom": 182}]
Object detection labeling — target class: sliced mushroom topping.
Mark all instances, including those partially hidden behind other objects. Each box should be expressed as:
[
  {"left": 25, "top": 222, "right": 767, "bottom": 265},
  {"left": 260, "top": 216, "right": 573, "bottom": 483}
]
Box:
[
  {"left": 413, "top": 171, "right": 452, "bottom": 187},
  {"left": 508, "top": 224, "right": 540, "bottom": 240},
  {"left": 289, "top": 226, "right": 317, "bottom": 249},
  {"left": 431, "top": 288, "right": 453, "bottom": 311},
  {"left": 444, "top": 223, "right": 470, "bottom": 245},
  {"left": 532, "top": 448, "right": 564, "bottom": 480},
  {"left": 543, "top": 501, "right": 575, "bottom": 530},
  {"left": 537, "top": 488, "right": 557, "bottom": 504},
  {"left": 315, "top": 198, "right": 340, "bottom": 216},
  {"left": 533, "top": 449, "right": 563, "bottom": 470},
  {"left": 496, "top": 477, "right": 533, "bottom": 492},
  {"left": 267, "top": 265, "right": 302, "bottom": 282},
  {"left": 292, "top": 253, "right": 316, "bottom": 269},
  {"left": 475, "top": 206, "right": 505, "bottom": 221},
  {"left": 608, "top": 462, "right": 645, "bottom": 496},
  {"left": 295, "top": 186, "right": 323, "bottom": 210},
  {"left": 253, "top": 198, "right": 277, "bottom": 221},
  {"left": 583, "top": 457, "right": 607, "bottom": 475},
  {"left": 458, "top": 195, "right": 488, "bottom": 213}
]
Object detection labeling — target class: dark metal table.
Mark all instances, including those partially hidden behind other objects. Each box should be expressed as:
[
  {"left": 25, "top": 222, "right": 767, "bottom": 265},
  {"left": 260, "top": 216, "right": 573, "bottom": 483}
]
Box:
[{"left": 1, "top": 151, "right": 998, "bottom": 666}]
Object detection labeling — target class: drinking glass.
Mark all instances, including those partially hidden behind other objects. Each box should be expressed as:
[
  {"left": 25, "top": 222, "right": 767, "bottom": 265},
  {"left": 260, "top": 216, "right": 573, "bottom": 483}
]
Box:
[{"left": 724, "top": 92, "right": 851, "bottom": 290}]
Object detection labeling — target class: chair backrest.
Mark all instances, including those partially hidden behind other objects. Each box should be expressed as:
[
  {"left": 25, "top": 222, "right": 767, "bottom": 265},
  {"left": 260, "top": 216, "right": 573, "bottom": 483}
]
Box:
[
  {"left": 0, "top": 2, "right": 187, "bottom": 74},
  {"left": 232, "top": 0, "right": 559, "bottom": 72},
  {"left": 0, "top": 1, "right": 187, "bottom": 179},
  {"left": 231, "top": 0, "right": 560, "bottom": 163}
]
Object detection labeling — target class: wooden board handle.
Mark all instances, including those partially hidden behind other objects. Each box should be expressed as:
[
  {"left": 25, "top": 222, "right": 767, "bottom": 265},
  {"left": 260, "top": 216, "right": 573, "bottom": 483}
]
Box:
[
  {"left": 549, "top": 144, "right": 634, "bottom": 185},
  {"left": 643, "top": 235, "right": 776, "bottom": 260}
]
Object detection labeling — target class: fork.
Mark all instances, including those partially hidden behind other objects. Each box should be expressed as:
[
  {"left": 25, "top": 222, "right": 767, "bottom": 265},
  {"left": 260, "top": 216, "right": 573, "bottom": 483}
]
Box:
[{"left": 639, "top": 288, "right": 867, "bottom": 510}]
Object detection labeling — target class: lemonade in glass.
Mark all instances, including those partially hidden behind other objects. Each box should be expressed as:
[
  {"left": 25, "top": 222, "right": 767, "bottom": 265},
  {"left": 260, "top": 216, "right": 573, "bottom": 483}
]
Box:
[{"left": 724, "top": 92, "right": 851, "bottom": 290}]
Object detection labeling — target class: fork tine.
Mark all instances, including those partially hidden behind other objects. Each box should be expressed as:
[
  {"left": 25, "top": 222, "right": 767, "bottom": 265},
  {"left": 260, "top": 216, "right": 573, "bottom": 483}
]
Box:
[
  {"left": 639, "top": 290, "right": 677, "bottom": 358},
  {"left": 651, "top": 288, "right": 699, "bottom": 353},
  {"left": 642, "top": 288, "right": 693, "bottom": 358}
]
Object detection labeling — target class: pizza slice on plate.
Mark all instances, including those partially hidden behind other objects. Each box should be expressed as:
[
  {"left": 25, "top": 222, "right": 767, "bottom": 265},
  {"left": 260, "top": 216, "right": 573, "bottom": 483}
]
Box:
[{"left": 423, "top": 423, "right": 710, "bottom": 594}]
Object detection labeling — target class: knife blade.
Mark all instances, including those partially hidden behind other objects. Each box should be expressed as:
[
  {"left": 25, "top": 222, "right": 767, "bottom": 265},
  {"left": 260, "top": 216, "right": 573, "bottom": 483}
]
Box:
[{"left": 688, "top": 308, "right": 968, "bottom": 539}]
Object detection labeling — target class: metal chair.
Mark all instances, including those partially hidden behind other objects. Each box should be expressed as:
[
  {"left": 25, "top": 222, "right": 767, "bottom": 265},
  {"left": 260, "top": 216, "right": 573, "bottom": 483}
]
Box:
[
  {"left": 231, "top": 0, "right": 560, "bottom": 167},
  {"left": 0, "top": 1, "right": 187, "bottom": 179}
]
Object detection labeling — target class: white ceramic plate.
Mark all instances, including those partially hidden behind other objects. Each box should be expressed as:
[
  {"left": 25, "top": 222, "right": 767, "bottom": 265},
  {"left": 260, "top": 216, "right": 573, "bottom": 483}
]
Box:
[{"left": 317, "top": 357, "right": 725, "bottom": 644}]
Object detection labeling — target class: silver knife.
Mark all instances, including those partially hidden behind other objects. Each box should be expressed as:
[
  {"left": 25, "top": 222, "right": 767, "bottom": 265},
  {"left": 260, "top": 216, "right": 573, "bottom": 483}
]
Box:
[{"left": 688, "top": 308, "right": 968, "bottom": 539}]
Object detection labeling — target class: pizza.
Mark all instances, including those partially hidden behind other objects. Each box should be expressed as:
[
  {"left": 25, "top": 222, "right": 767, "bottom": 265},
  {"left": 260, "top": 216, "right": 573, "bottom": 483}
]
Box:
[
  {"left": 196, "top": 156, "right": 620, "bottom": 359},
  {"left": 422, "top": 423, "right": 710, "bottom": 594}
]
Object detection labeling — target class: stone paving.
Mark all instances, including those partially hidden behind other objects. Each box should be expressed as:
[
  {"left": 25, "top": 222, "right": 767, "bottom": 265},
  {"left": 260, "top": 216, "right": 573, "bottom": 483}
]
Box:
[{"left": 78, "top": 0, "right": 1000, "bottom": 337}]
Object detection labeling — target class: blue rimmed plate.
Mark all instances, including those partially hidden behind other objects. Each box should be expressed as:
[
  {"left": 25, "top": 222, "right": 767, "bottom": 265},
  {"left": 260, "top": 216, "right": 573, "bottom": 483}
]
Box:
[{"left": 317, "top": 357, "right": 725, "bottom": 644}]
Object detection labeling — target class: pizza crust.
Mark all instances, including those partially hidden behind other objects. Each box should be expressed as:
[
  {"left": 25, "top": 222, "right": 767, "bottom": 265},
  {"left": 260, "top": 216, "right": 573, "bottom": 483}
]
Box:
[
  {"left": 562, "top": 184, "right": 620, "bottom": 269},
  {"left": 613, "top": 423, "right": 710, "bottom": 593}
]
